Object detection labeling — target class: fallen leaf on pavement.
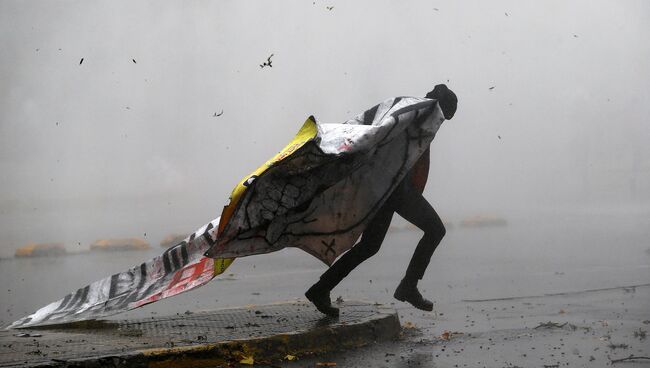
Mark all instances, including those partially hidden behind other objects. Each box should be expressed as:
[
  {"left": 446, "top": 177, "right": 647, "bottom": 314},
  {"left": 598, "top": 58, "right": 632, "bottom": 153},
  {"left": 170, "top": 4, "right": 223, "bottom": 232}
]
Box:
[
  {"left": 240, "top": 355, "right": 254, "bottom": 365},
  {"left": 439, "top": 330, "right": 464, "bottom": 340},
  {"left": 403, "top": 321, "right": 417, "bottom": 329},
  {"left": 534, "top": 321, "right": 567, "bottom": 329}
]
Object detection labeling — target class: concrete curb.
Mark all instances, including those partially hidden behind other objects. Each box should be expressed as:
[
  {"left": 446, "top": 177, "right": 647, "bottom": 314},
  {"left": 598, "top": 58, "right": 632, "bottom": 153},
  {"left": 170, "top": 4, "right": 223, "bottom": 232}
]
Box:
[{"left": 3, "top": 302, "right": 400, "bottom": 368}]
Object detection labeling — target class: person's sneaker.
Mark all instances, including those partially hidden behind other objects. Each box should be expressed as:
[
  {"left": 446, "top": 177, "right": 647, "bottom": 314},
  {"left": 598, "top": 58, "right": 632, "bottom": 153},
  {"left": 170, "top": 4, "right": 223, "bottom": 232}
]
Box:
[
  {"left": 305, "top": 284, "right": 339, "bottom": 317},
  {"left": 393, "top": 280, "right": 433, "bottom": 311}
]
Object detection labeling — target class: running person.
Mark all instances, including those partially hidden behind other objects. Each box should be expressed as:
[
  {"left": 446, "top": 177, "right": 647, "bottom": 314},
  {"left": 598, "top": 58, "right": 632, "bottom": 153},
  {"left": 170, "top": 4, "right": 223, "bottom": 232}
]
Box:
[{"left": 305, "top": 84, "right": 458, "bottom": 316}]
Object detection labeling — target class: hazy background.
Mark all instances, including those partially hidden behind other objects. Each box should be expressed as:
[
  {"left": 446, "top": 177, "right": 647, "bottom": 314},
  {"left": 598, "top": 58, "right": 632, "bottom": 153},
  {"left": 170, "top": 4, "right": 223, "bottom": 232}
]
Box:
[{"left": 1, "top": 0, "right": 649, "bottom": 257}]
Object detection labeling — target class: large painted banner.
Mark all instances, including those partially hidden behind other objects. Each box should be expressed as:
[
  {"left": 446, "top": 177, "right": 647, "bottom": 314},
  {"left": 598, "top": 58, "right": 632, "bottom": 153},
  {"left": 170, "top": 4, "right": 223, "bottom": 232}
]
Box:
[
  {"left": 8, "top": 219, "right": 232, "bottom": 328},
  {"left": 9, "top": 96, "right": 445, "bottom": 328},
  {"left": 207, "top": 96, "right": 445, "bottom": 265}
]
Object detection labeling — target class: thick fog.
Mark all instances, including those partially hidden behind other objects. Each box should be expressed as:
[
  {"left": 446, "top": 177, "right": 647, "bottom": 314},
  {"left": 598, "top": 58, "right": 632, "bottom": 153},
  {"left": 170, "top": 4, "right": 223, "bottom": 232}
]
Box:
[{"left": 1, "top": 0, "right": 649, "bottom": 257}]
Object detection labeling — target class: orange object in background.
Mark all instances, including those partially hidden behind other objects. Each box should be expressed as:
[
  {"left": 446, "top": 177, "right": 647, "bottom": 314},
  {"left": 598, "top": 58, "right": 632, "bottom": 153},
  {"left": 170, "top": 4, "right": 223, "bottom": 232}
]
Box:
[
  {"left": 159, "top": 233, "right": 189, "bottom": 248},
  {"left": 15, "top": 243, "right": 67, "bottom": 258},
  {"left": 90, "top": 238, "right": 150, "bottom": 252},
  {"left": 460, "top": 215, "right": 508, "bottom": 228}
]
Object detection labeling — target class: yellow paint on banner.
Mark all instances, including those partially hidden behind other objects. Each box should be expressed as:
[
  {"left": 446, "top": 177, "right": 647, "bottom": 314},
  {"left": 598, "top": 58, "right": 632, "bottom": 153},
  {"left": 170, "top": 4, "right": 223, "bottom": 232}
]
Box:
[
  {"left": 213, "top": 257, "right": 234, "bottom": 277},
  {"left": 217, "top": 117, "right": 318, "bottom": 235},
  {"left": 208, "top": 117, "right": 316, "bottom": 274}
]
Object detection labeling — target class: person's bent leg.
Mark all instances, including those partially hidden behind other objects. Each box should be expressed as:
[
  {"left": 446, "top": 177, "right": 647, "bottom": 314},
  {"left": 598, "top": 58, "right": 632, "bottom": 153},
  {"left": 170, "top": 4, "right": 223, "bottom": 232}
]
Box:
[
  {"left": 306, "top": 204, "right": 394, "bottom": 316},
  {"left": 399, "top": 193, "right": 446, "bottom": 281},
  {"left": 320, "top": 207, "right": 394, "bottom": 289},
  {"left": 393, "top": 191, "right": 446, "bottom": 310}
]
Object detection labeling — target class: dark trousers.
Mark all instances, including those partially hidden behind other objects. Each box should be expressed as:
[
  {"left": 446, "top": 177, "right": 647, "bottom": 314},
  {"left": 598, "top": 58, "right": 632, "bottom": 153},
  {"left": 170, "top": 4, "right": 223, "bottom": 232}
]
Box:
[{"left": 316, "top": 182, "right": 446, "bottom": 291}]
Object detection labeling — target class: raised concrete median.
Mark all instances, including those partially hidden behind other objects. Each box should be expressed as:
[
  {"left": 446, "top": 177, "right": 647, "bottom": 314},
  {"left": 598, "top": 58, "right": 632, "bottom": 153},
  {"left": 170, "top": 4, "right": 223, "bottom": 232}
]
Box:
[{"left": 0, "top": 301, "right": 399, "bottom": 367}]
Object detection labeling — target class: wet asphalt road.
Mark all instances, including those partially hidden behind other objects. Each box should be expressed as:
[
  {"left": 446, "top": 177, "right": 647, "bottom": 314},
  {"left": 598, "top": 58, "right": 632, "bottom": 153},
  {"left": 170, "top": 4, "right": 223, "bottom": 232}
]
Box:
[{"left": 274, "top": 283, "right": 649, "bottom": 368}]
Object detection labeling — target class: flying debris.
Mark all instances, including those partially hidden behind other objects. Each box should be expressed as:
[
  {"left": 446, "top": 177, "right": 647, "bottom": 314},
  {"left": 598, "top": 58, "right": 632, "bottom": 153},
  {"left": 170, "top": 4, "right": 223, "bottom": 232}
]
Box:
[
  {"left": 433, "top": 8, "right": 439, "bottom": 11},
  {"left": 132, "top": 59, "right": 137, "bottom": 64},
  {"left": 573, "top": 34, "right": 578, "bottom": 38},
  {"left": 505, "top": 12, "right": 509, "bottom": 16},
  {"left": 260, "top": 54, "right": 274, "bottom": 68},
  {"left": 213, "top": 110, "right": 224, "bottom": 117},
  {"left": 489, "top": 86, "right": 495, "bottom": 90},
  {"left": 79, "top": 58, "right": 84, "bottom": 65},
  {"left": 498, "top": 135, "right": 502, "bottom": 140}
]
